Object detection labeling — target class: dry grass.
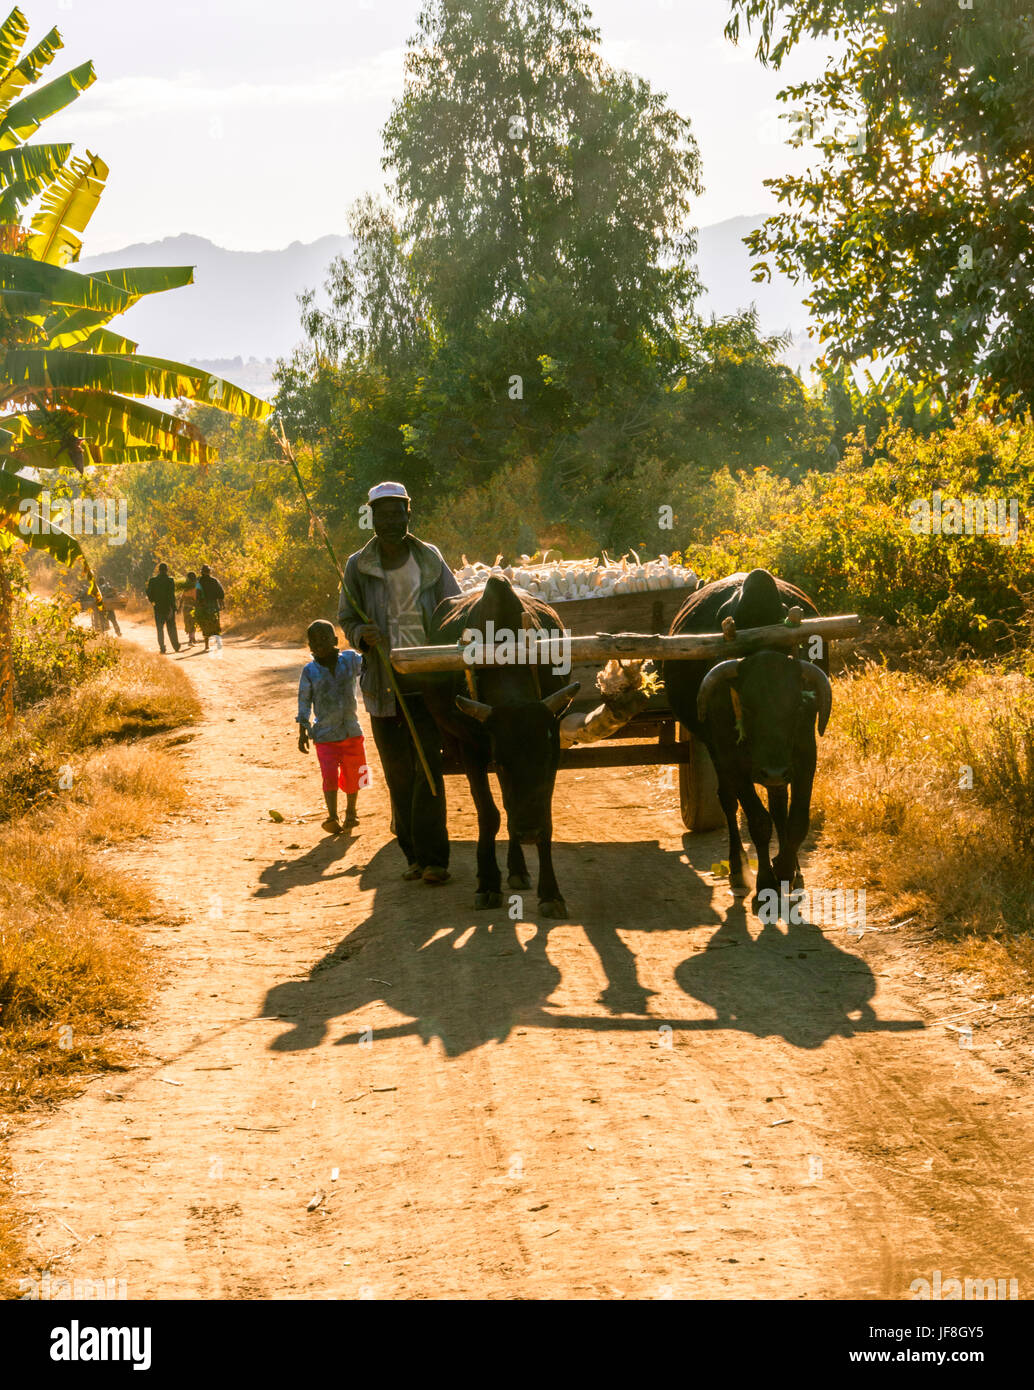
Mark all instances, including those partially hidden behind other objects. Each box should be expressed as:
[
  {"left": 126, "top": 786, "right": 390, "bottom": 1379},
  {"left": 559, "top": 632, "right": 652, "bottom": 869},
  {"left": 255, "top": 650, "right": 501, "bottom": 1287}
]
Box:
[
  {"left": 815, "top": 662, "right": 1034, "bottom": 995},
  {"left": 0, "top": 648, "right": 195, "bottom": 1297},
  {"left": 230, "top": 615, "right": 321, "bottom": 646},
  {"left": 33, "top": 644, "right": 199, "bottom": 749}
]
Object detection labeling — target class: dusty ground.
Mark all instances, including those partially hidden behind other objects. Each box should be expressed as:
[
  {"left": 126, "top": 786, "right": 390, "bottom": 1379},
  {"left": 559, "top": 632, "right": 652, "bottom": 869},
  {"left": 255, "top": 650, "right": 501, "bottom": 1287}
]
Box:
[{"left": 6, "top": 620, "right": 1034, "bottom": 1300}]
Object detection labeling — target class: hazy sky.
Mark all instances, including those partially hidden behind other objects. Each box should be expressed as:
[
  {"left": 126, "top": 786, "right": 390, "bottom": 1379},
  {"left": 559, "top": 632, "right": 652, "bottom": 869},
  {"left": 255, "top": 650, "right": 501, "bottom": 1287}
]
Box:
[{"left": 31, "top": 0, "right": 833, "bottom": 253}]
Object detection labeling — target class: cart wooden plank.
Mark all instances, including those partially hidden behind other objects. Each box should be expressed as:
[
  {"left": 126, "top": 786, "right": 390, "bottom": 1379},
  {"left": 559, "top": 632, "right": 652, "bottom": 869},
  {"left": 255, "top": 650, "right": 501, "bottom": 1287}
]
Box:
[{"left": 391, "top": 614, "right": 860, "bottom": 676}]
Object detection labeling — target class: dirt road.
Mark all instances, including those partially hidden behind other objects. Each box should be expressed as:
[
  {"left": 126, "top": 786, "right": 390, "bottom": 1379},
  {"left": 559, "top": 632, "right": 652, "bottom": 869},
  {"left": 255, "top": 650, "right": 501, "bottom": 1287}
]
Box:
[{"left": 8, "top": 621, "right": 1034, "bottom": 1299}]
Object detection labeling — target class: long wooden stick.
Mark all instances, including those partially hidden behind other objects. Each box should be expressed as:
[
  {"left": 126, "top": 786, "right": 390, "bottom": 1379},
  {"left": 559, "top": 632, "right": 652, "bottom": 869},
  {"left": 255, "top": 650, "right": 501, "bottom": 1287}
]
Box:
[
  {"left": 390, "top": 615, "right": 861, "bottom": 673},
  {"left": 273, "top": 420, "right": 438, "bottom": 797}
]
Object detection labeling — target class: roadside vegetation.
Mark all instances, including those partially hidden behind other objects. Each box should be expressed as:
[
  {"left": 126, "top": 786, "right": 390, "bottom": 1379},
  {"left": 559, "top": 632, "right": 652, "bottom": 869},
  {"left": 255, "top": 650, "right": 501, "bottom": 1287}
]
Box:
[
  {"left": 814, "top": 664, "right": 1034, "bottom": 994},
  {"left": 0, "top": 587, "right": 199, "bottom": 1295}
]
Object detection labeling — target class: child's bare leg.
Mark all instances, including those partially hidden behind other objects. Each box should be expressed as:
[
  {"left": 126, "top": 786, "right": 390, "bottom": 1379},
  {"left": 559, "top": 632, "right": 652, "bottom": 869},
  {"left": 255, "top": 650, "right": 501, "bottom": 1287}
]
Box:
[
  {"left": 321, "top": 786, "right": 341, "bottom": 833},
  {"left": 343, "top": 792, "right": 358, "bottom": 827}
]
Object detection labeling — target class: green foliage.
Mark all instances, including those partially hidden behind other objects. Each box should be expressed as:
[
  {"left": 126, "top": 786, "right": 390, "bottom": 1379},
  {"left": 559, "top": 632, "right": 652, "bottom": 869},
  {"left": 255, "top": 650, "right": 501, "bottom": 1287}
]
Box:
[
  {"left": 677, "top": 411, "right": 1034, "bottom": 655},
  {"left": 726, "top": 0, "right": 1034, "bottom": 414},
  {"left": 819, "top": 363, "right": 955, "bottom": 457},
  {"left": 384, "top": 0, "right": 701, "bottom": 339},
  {"left": 280, "top": 0, "right": 831, "bottom": 548},
  {"left": 11, "top": 584, "right": 116, "bottom": 706},
  {"left": 99, "top": 423, "right": 337, "bottom": 623}
]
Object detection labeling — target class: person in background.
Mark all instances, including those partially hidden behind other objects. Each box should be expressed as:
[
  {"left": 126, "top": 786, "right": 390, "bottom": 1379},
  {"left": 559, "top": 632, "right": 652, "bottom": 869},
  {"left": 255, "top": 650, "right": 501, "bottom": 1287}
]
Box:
[
  {"left": 195, "top": 564, "right": 225, "bottom": 652},
  {"left": 77, "top": 582, "right": 104, "bottom": 633},
  {"left": 145, "top": 563, "right": 180, "bottom": 654},
  {"left": 337, "top": 481, "right": 460, "bottom": 884},
  {"left": 180, "top": 571, "right": 199, "bottom": 647},
  {"left": 98, "top": 577, "right": 122, "bottom": 637},
  {"left": 296, "top": 619, "right": 366, "bottom": 835}
]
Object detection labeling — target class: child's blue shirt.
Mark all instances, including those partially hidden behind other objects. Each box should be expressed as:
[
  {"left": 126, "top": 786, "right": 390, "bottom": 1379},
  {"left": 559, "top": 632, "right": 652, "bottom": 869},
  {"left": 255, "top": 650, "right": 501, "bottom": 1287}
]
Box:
[{"left": 297, "top": 650, "right": 363, "bottom": 743}]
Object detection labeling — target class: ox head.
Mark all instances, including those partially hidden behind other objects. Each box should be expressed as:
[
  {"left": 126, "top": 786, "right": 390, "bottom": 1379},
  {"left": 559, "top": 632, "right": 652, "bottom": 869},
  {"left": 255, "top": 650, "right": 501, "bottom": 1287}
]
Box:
[
  {"left": 697, "top": 651, "right": 831, "bottom": 788},
  {"left": 455, "top": 683, "right": 580, "bottom": 842}
]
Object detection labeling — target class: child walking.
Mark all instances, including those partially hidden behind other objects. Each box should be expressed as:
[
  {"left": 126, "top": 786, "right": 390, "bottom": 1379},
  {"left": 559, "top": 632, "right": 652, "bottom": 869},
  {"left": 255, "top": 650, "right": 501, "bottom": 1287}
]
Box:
[
  {"left": 180, "top": 571, "right": 199, "bottom": 646},
  {"left": 296, "top": 619, "right": 367, "bottom": 835}
]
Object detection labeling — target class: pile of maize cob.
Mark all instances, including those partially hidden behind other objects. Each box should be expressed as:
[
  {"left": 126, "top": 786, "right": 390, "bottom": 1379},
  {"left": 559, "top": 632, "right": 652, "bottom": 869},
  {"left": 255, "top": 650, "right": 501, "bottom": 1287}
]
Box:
[{"left": 455, "top": 550, "right": 697, "bottom": 601}]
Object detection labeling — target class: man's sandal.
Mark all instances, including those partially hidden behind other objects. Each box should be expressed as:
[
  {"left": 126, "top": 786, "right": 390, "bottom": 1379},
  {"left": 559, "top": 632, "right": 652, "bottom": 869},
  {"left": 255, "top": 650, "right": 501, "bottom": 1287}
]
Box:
[
  {"left": 401, "top": 864, "right": 424, "bottom": 881},
  {"left": 422, "top": 866, "right": 451, "bottom": 885}
]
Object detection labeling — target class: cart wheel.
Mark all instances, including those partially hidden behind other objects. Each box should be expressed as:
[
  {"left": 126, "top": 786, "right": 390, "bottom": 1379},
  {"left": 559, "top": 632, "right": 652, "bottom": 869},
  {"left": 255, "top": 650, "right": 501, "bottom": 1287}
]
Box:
[{"left": 678, "top": 725, "right": 725, "bottom": 832}]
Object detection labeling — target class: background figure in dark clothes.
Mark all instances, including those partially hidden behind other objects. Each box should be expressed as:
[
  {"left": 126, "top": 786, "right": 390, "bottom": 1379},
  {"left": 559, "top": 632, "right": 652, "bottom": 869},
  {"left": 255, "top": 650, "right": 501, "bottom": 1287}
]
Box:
[
  {"left": 145, "top": 563, "right": 179, "bottom": 653},
  {"left": 195, "top": 564, "right": 225, "bottom": 651}
]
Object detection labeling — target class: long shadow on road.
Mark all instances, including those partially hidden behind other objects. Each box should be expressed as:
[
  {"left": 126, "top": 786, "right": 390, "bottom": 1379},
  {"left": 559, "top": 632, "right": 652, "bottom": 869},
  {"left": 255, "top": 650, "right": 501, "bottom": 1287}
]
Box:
[
  {"left": 260, "top": 838, "right": 924, "bottom": 1058},
  {"left": 255, "top": 833, "right": 357, "bottom": 897}
]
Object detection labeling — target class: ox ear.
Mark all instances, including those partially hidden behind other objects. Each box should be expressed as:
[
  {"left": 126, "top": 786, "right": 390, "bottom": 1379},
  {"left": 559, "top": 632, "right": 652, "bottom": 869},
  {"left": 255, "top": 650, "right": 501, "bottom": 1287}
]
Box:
[
  {"left": 799, "top": 661, "right": 832, "bottom": 736},
  {"left": 542, "top": 681, "right": 580, "bottom": 716},
  {"left": 455, "top": 694, "right": 493, "bottom": 723},
  {"left": 696, "top": 659, "right": 741, "bottom": 723}
]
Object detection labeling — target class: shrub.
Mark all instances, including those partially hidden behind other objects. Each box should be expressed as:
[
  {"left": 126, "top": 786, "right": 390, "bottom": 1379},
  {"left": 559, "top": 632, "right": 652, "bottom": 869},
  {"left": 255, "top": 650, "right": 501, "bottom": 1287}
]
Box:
[
  {"left": 12, "top": 591, "right": 119, "bottom": 708},
  {"left": 674, "top": 410, "right": 1034, "bottom": 655}
]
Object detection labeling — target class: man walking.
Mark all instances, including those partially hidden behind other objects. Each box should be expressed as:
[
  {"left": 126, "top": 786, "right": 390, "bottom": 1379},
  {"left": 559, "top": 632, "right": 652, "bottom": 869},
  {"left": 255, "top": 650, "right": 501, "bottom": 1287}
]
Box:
[
  {"left": 338, "top": 482, "right": 460, "bottom": 884},
  {"left": 146, "top": 563, "right": 180, "bottom": 653}
]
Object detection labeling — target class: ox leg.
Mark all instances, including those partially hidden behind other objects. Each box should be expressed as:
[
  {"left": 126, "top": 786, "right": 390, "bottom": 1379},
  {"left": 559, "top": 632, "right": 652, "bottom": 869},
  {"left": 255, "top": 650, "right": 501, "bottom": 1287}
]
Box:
[
  {"left": 774, "top": 774, "right": 813, "bottom": 895},
  {"left": 536, "top": 821, "right": 567, "bottom": 918},
  {"left": 507, "top": 837, "right": 531, "bottom": 891},
  {"left": 718, "top": 778, "right": 750, "bottom": 897},
  {"left": 767, "top": 785, "right": 804, "bottom": 893},
  {"left": 463, "top": 758, "right": 503, "bottom": 909},
  {"left": 739, "top": 781, "right": 777, "bottom": 917}
]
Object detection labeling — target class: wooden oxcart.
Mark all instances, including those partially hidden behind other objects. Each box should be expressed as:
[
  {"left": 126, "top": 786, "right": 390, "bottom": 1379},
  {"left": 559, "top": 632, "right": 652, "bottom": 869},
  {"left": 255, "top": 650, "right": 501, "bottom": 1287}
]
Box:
[
  {"left": 523, "top": 586, "right": 719, "bottom": 830},
  {"left": 391, "top": 588, "right": 860, "bottom": 832}
]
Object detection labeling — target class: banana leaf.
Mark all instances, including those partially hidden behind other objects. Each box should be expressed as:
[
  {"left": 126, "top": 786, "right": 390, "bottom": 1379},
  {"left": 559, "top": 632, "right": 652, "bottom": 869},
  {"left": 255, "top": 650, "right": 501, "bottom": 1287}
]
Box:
[
  {"left": 0, "top": 23, "right": 62, "bottom": 112},
  {"left": 27, "top": 149, "right": 107, "bottom": 264},
  {"left": 0, "top": 9, "right": 30, "bottom": 79},
  {"left": 0, "top": 250, "right": 134, "bottom": 313},
  {"left": 0, "top": 139, "right": 69, "bottom": 188},
  {"left": 0, "top": 60, "right": 95, "bottom": 148},
  {"left": 0, "top": 465, "right": 96, "bottom": 581},
  {"left": 4, "top": 348, "right": 274, "bottom": 419}
]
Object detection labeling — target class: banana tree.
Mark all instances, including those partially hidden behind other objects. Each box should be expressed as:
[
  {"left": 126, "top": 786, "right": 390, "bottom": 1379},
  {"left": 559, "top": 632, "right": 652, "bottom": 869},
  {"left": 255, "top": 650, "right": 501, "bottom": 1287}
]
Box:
[{"left": 0, "top": 7, "right": 273, "bottom": 728}]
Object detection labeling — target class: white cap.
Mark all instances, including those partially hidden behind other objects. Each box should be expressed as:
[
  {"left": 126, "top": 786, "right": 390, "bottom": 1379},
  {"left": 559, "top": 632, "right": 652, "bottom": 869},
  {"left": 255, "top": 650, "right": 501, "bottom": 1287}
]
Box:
[{"left": 368, "top": 481, "right": 410, "bottom": 503}]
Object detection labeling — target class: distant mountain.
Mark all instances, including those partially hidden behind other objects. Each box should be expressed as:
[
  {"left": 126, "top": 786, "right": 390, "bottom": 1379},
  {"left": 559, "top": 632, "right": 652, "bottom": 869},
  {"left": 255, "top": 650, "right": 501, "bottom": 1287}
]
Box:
[
  {"left": 695, "top": 214, "right": 812, "bottom": 335},
  {"left": 77, "top": 218, "right": 816, "bottom": 398},
  {"left": 78, "top": 232, "right": 352, "bottom": 381}
]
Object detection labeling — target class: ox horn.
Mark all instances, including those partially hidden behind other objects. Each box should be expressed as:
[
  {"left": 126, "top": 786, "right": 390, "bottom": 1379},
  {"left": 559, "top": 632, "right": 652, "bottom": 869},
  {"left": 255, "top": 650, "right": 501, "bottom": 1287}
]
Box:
[
  {"left": 696, "top": 659, "right": 741, "bottom": 722},
  {"left": 542, "top": 681, "right": 581, "bottom": 716},
  {"left": 799, "top": 661, "right": 832, "bottom": 735},
  {"left": 455, "top": 694, "right": 493, "bottom": 722}
]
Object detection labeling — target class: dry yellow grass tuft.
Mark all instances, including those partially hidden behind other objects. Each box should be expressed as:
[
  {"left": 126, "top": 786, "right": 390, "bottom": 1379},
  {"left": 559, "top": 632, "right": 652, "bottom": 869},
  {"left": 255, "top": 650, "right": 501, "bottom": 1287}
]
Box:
[
  {"left": 0, "top": 645, "right": 196, "bottom": 1297},
  {"left": 816, "top": 662, "right": 1034, "bottom": 993},
  {"left": 34, "top": 644, "right": 199, "bottom": 749}
]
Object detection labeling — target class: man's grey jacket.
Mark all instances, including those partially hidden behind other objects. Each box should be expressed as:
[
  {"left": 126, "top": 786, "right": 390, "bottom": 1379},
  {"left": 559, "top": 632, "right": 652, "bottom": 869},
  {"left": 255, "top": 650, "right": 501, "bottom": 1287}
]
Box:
[{"left": 337, "top": 534, "right": 461, "bottom": 718}]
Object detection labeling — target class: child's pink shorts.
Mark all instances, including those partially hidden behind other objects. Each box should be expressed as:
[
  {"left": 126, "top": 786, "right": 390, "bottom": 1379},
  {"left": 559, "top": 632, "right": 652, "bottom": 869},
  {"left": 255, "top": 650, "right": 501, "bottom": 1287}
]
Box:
[{"left": 315, "top": 736, "right": 369, "bottom": 793}]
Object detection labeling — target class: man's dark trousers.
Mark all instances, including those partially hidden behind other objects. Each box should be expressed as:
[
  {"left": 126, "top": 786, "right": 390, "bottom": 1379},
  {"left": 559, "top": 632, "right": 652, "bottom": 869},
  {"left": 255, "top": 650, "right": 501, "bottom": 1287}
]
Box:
[
  {"left": 154, "top": 606, "right": 180, "bottom": 653},
  {"left": 370, "top": 694, "right": 448, "bottom": 869}
]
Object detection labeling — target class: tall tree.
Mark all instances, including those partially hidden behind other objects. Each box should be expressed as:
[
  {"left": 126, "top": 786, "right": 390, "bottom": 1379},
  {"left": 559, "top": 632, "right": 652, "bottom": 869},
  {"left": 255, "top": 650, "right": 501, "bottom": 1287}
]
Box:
[
  {"left": 383, "top": 0, "right": 702, "bottom": 341},
  {"left": 296, "top": 0, "right": 707, "bottom": 509},
  {"left": 726, "top": 0, "right": 1034, "bottom": 413},
  {"left": 288, "top": 0, "right": 831, "bottom": 547}
]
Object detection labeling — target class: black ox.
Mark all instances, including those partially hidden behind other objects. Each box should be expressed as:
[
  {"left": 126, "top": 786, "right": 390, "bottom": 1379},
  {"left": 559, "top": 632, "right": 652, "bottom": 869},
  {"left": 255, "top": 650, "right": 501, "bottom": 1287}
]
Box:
[
  {"left": 662, "top": 569, "right": 832, "bottom": 915},
  {"left": 417, "top": 576, "right": 579, "bottom": 917}
]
